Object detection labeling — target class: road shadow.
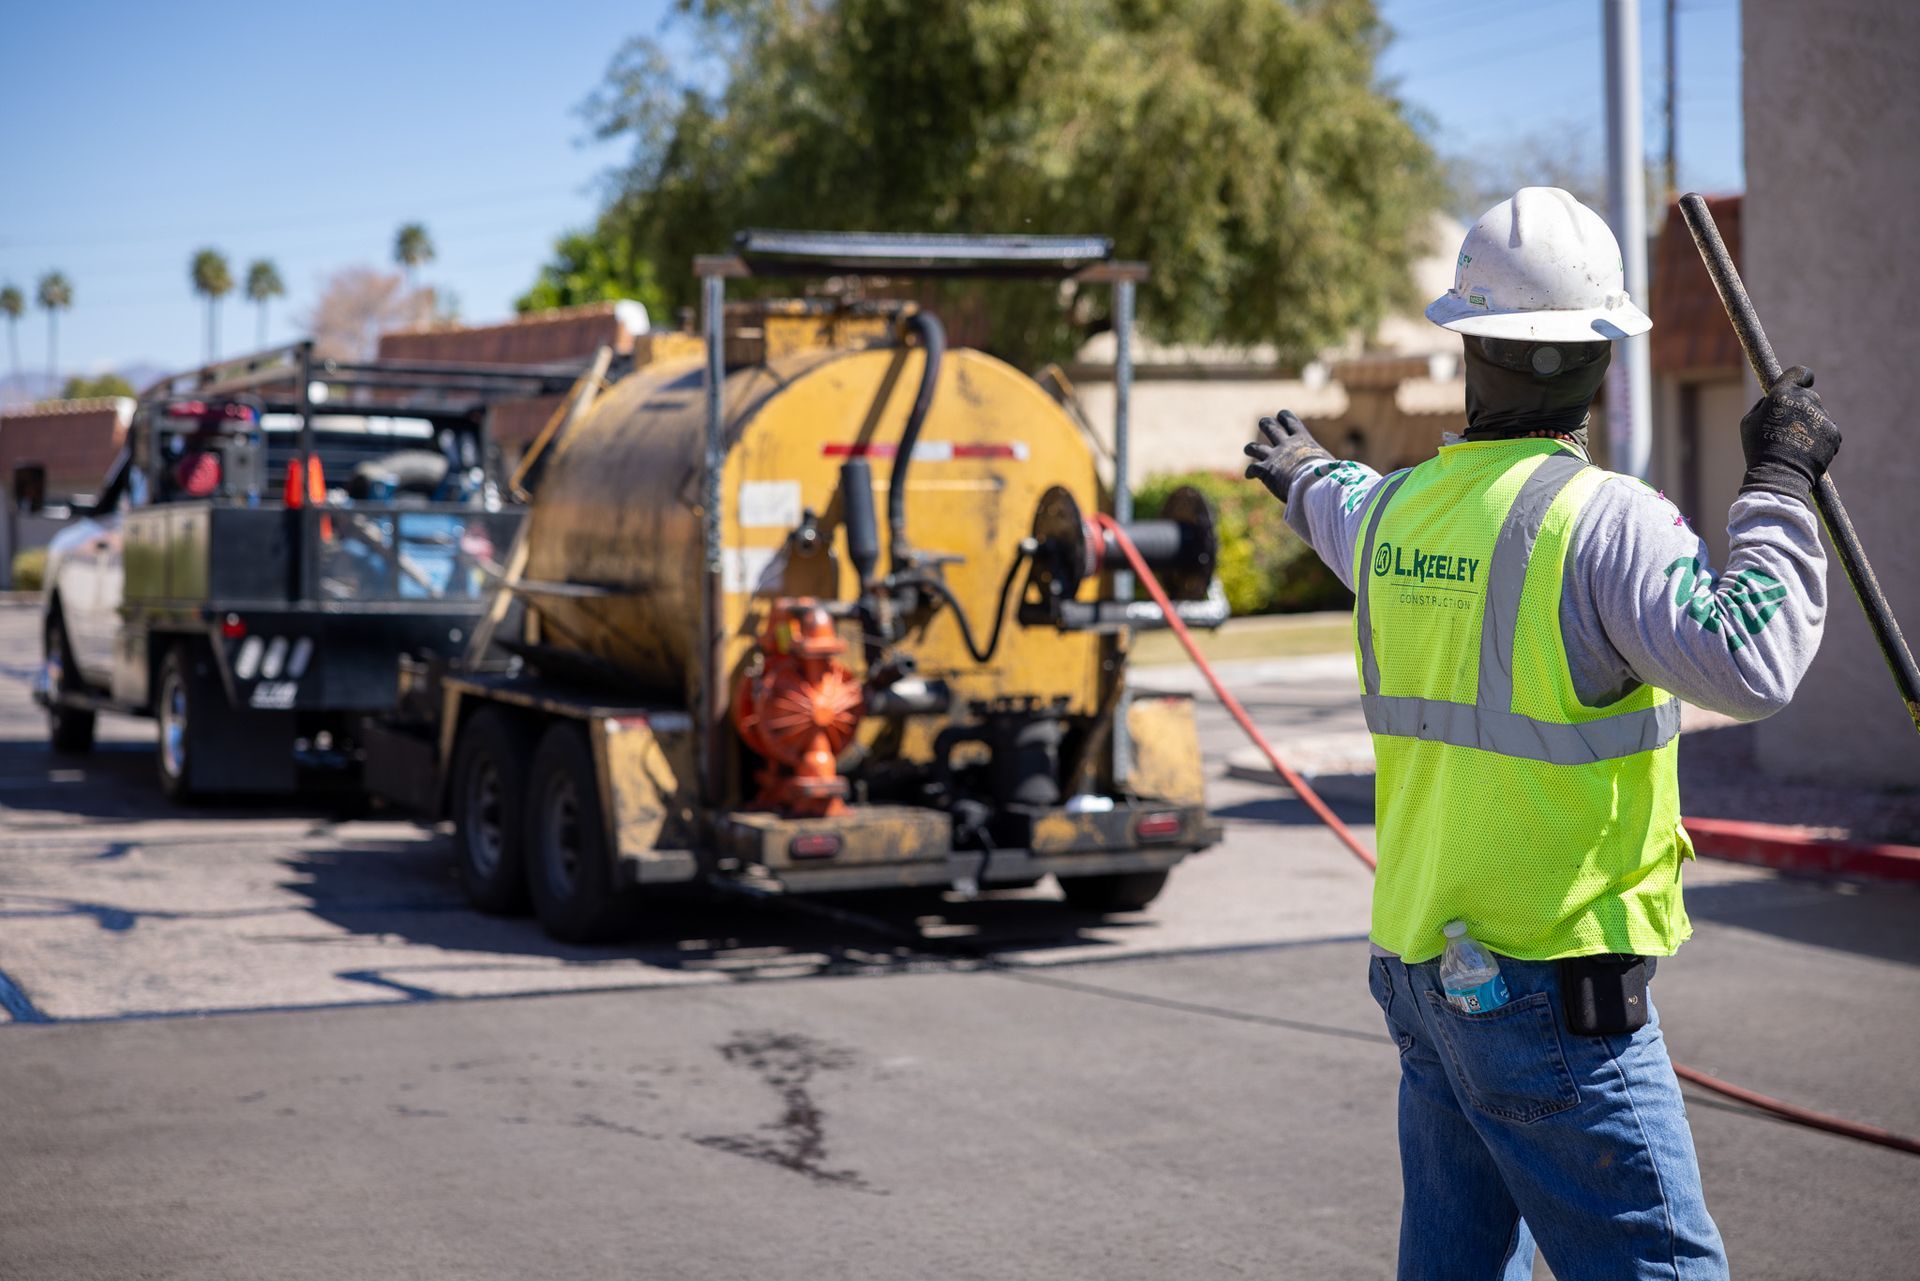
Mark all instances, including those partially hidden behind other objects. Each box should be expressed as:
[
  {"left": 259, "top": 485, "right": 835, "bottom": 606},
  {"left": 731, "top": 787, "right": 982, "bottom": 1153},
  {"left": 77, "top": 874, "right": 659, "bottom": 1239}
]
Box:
[
  {"left": 0, "top": 736, "right": 387, "bottom": 826},
  {"left": 1680, "top": 875, "right": 1920, "bottom": 969},
  {"left": 278, "top": 834, "right": 1166, "bottom": 986}
]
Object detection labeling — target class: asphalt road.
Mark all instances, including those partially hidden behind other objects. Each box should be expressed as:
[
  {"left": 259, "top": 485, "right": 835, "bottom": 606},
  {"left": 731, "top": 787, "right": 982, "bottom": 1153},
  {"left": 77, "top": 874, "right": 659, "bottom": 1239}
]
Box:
[{"left": 1, "top": 603, "right": 1916, "bottom": 1279}]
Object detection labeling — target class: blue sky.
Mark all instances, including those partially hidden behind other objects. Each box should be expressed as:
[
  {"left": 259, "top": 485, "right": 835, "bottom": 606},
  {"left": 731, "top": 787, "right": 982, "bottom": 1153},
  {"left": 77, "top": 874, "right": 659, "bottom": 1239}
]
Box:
[{"left": 0, "top": 0, "right": 1743, "bottom": 380}]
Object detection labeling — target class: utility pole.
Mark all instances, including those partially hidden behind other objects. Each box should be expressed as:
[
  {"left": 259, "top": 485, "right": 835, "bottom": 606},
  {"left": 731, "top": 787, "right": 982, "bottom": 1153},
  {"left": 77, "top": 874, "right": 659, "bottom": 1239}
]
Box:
[
  {"left": 1604, "top": 0, "right": 1653, "bottom": 480},
  {"left": 1664, "top": 0, "right": 1678, "bottom": 200}
]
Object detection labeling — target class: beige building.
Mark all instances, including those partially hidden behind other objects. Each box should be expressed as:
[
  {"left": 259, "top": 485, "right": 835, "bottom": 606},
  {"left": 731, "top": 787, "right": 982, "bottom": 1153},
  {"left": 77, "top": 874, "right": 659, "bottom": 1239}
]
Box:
[
  {"left": 1068, "top": 215, "right": 1473, "bottom": 488},
  {"left": 1742, "top": 0, "right": 1919, "bottom": 788}
]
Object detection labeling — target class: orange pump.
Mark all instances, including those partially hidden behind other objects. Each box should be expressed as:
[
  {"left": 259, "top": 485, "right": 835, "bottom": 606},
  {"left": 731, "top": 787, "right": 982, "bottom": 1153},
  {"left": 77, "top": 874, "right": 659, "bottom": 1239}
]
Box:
[{"left": 732, "top": 599, "right": 865, "bottom": 817}]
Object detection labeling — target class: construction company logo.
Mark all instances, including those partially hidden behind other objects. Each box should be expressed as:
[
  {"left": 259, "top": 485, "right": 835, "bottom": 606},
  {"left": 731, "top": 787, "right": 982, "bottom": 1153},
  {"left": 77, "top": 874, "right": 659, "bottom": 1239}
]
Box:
[
  {"left": 1372, "top": 542, "right": 1482, "bottom": 585},
  {"left": 1465, "top": 285, "right": 1492, "bottom": 310},
  {"left": 1665, "top": 557, "right": 1787, "bottom": 651},
  {"left": 1309, "top": 460, "right": 1376, "bottom": 514}
]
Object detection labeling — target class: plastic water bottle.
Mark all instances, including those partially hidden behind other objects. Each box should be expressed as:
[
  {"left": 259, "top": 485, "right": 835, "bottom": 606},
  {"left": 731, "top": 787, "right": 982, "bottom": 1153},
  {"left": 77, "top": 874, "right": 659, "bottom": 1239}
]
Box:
[{"left": 1440, "top": 920, "right": 1510, "bottom": 1013}]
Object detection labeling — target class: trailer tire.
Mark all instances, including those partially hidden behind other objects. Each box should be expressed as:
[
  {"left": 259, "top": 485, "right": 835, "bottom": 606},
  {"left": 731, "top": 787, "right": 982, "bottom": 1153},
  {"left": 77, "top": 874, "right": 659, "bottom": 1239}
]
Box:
[
  {"left": 1056, "top": 870, "right": 1169, "bottom": 914},
  {"left": 449, "top": 707, "right": 533, "bottom": 916},
  {"left": 154, "top": 644, "right": 201, "bottom": 802},
  {"left": 525, "top": 720, "right": 633, "bottom": 943},
  {"left": 44, "top": 609, "right": 95, "bottom": 755}
]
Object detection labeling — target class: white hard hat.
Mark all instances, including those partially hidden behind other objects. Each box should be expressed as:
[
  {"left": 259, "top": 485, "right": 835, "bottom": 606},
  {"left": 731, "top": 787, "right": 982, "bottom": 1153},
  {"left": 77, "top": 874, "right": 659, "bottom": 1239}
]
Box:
[{"left": 1425, "top": 187, "right": 1651, "bottom": 342}]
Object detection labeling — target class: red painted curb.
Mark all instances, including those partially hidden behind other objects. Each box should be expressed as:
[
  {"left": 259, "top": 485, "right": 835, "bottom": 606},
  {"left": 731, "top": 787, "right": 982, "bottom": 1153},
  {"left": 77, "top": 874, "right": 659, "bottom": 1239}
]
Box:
[{"left": 1683, "top": 817, "right": 1920, "bottom": 882}]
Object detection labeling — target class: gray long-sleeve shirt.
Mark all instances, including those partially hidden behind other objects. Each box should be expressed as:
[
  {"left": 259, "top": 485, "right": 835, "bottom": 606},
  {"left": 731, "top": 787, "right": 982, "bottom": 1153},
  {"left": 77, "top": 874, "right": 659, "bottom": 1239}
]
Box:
[{"left": 1283, "top": 444, "right": 1828, "bottom": 721}]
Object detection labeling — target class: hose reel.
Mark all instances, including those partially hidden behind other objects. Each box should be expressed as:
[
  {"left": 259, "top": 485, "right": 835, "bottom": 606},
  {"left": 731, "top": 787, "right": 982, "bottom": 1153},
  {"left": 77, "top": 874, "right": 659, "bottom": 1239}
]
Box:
[{"left": 1020, "top": 485, "right": 1227, "bottom": 633}]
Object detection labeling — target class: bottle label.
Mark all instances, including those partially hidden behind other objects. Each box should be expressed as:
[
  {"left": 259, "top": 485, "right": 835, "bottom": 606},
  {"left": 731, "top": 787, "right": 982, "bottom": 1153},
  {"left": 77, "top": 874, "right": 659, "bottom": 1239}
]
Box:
[{"left": 1445, "top": 975, "right": 1511, "bottom": 1014}]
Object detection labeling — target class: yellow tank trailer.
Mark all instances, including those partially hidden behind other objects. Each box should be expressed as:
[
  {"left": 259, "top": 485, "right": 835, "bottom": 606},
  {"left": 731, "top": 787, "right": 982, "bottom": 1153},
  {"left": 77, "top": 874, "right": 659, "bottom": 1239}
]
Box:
[{"left": 405, "top": 233, "right": 1226, "bottom": 941}]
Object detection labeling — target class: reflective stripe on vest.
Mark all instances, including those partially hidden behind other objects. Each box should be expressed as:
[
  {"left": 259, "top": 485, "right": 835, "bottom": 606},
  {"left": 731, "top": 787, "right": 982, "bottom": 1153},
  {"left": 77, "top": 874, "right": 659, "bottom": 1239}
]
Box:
[{"left": 1355, "top": 451, "right": 1680, "bottom": 764}]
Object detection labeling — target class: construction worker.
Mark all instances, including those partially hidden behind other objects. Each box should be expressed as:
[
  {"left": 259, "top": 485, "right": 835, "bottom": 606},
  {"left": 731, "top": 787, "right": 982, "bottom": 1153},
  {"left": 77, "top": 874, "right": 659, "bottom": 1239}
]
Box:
[{"left": 1244, "top": 187, "right": 1840, "bottom": 1280}]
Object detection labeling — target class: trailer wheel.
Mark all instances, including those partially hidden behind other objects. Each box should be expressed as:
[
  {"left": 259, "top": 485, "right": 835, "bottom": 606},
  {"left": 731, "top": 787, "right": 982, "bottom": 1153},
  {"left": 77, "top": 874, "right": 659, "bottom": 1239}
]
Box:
[
  {"left": 525, "top": 721, "right": 633, "bottom": 943},
  {"left": 1057, "top": 870, "right": 1170, "bottom": 914},
  {"left": 449, "top": 707, "right": 532, "bottom": 915},
  {"left": 44, "top": 610, "right": 95, "bottom": 755},
  {"left": 155, "top": 645, "right": 200, "bottom": 802}
]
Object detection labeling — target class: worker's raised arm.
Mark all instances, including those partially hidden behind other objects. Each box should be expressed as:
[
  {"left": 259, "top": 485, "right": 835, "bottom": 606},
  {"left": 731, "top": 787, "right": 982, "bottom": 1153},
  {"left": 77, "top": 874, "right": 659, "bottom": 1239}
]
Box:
[
  {"left": 1243, "top": 410, "right": 1386, "bottom": 591},
  {"left": 1569, "top": 368, "right": 1841, "bottom": 721}
]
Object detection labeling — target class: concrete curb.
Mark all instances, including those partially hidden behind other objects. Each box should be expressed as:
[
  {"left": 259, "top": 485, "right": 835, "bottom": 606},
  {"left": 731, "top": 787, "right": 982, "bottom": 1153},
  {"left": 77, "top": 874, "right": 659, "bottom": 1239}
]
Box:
[{"left": 1681, "top": 817, "right": 1920, "bottom": 883}]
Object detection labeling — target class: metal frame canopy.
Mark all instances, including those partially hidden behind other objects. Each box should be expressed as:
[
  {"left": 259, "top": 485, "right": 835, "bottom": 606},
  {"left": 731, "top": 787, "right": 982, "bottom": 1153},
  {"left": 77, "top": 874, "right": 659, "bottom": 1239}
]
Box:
[
  {"left": 690, "top": 229, "right": 1149, "bottom": 798},
  {"left": 137, "top": 341, "right": 588, "bottom": 603},
  {"left": 699, "top": 228, "right": 1146, "bottom": 282}
]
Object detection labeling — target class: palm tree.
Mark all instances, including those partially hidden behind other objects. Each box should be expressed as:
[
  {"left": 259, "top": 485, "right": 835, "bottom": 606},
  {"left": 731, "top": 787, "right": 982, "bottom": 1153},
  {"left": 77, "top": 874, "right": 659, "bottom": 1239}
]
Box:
[
  {"left": 393, "top": 222, "right": 435, "bottom": 289},
  {"left": 0, "top": 284, "right": 23, "bottom": 384},
  {"left": 244, "top": 259, "right": 285, "bottom": 348},
  {"left": 189, "top": 249, "right": 234, "bottom": 361},
  {"left": 36, "top": 273, "right": 72, "bottom": 383}
]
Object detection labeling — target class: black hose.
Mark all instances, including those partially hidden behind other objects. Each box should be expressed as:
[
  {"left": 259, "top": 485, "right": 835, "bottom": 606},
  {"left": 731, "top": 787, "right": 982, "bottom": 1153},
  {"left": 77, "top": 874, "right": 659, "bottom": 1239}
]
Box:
[
  {"left": 910, "top": 546, "right": 1031, "bottom": 665},
  {"left": 889, "top": 310, "right": 945, "bottom": 575}
]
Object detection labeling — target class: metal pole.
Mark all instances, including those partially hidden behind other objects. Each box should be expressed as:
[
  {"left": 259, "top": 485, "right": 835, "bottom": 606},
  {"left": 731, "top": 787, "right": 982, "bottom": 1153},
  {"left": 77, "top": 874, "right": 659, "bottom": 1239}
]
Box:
[
  {"left": 296, "top": 341, "right": 316, "bottom": 604},
  {"left": 1111, "top": 277, "right": 1135, "bottom": 788},
  {"left": 1603, "top": 0, "right": 1653, "bottom": 479},
  {"left": 701, "top": 273, "right": 728, "bottom": 803},
  {"left": 1663, "top": 0, "right": 1678, "bottom": 201}
]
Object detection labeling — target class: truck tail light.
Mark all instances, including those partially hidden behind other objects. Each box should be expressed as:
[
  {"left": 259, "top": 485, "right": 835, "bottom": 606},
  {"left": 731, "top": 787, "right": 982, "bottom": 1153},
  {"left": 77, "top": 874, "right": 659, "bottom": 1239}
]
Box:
[
  {"left": 1134, "top": 812, "right": 1183, "bottom": 842},
  {"left": 789, "top": 833, "right": 842, "bottom": 860}
]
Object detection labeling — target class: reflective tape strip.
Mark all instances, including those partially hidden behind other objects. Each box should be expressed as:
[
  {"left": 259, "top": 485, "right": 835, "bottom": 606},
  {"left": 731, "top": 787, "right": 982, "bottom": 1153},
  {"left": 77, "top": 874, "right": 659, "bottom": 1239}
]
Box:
[
  {"left": 1476, "top": 452, "right": 1590, "bottom": 713},
  {"left": 1362, "top": 693, "right": 1680, "bottom": 764},
  {"left": 1355, "top": 469, "right": 1415, "bottom": 697},
  {"left": 821, "top": 441, "right": 1029, "bottom": 461}
]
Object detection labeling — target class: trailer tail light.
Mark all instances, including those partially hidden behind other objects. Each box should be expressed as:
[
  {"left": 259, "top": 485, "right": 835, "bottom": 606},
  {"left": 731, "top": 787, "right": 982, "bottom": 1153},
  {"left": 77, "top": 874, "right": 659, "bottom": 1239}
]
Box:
[
  {"left": 220, "top": 614, "right": 247, "bottom": 639},
  {"left": 1134, "top": 811, "right": 1183, "bottom": 843},
  {"left": 788, "top": 833, "right": 843, "bottom": 860}
]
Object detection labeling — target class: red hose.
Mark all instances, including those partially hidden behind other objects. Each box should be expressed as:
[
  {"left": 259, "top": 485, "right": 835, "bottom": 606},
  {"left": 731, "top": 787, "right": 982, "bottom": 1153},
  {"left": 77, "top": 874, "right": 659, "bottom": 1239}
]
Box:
[{"left": 1095, "top": 512, "right": 1920, "bottom": 1159}]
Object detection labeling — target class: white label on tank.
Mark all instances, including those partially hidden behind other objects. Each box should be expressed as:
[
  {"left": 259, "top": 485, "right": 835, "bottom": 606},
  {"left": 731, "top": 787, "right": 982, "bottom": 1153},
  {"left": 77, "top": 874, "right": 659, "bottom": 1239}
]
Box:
[
  {"left": 722, "top": 547, "right": 786, "bottom": 595},
  {"left": 738, "top": 480, "right": 803, "bottom": 529}
]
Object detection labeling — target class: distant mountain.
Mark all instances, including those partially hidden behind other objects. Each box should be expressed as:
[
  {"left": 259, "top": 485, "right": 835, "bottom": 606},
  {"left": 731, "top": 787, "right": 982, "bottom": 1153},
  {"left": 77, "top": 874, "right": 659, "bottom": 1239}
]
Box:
[{"left": 1, "top": 362, "right": 170, "bottom": 411}]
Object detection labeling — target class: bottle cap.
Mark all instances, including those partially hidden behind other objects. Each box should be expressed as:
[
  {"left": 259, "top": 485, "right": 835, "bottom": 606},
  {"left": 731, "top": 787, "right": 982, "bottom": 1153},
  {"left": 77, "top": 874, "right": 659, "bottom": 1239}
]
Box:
[{"left": 1442, "top": 920, "right": 1467, "bottom": 939}]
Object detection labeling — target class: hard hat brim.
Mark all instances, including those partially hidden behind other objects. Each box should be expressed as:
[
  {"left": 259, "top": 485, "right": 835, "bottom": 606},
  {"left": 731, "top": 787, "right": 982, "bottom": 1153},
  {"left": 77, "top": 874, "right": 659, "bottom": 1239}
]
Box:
[{"left": 1425, "top": 293, "right": 1652, "bottom": 342}]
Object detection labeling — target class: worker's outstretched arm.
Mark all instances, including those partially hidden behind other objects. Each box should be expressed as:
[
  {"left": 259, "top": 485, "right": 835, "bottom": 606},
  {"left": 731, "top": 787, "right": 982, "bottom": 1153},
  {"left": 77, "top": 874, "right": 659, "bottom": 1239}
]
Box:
[
  {"left": 1244, "top": 410, "right": 1386, "bottom": 590},
  {"left": 1566, "top": 368, "right": 1841, "bottom": 721}
]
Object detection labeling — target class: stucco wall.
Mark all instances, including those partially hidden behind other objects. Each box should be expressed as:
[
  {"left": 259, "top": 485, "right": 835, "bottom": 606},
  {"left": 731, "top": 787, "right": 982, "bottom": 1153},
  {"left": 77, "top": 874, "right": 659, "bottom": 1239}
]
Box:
[{"left": 1744, "top": 0, "right": 1920, "bottom": 786}]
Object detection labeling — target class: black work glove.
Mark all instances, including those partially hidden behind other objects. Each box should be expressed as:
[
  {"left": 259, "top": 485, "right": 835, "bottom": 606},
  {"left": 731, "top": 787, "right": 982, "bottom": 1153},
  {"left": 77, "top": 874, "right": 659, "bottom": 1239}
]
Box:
[
  {"left": 1740, "top": 365, "right": 1840, "bottom": 500},
  {"left": 1243, "top": 410, "right": 1333, "bottom": 504}
]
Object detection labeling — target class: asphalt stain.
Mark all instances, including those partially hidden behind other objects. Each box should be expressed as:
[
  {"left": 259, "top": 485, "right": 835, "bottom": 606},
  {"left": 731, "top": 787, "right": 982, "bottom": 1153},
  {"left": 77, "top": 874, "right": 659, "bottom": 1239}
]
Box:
[{"left": 692, "top": 1030, "right": 880, "bottom": 1193}]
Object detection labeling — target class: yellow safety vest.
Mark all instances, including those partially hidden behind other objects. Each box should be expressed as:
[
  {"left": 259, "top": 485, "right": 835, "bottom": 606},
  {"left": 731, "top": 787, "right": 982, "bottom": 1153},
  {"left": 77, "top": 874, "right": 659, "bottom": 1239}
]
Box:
[{"left": 1351, "top": 439, "right": 1692, "bottom": 963}]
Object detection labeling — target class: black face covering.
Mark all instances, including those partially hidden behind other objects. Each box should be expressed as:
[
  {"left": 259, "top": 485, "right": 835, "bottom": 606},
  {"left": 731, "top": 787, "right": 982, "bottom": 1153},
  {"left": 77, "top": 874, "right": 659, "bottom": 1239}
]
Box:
[{"left": 1462, "top": 337, "right": 1611, "bottom": 441}]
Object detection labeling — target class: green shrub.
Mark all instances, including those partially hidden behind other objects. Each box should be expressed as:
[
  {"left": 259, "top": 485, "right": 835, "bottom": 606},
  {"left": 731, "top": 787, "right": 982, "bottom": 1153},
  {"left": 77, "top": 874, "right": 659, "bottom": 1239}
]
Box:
[
  {"left": 10, "top": 548, "right": 46, "bottom": 592},
  {"left": 1133, "top": 471, "right": 1352, "bottom": 616}
]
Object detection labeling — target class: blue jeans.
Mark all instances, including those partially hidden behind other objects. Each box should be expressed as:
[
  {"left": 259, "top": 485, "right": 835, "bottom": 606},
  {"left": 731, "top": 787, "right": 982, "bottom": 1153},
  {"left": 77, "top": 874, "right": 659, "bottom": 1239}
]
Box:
[{"left": 1368, "top": 954, "right": 1727, "bottom": 1280}]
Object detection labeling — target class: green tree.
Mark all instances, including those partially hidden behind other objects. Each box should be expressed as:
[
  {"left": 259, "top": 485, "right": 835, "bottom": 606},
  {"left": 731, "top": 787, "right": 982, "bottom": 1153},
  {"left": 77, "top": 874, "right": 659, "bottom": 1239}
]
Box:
[
  {"left": 515, "top": 230, "right": 664, "bottom": 314},
  {"left": 244, "top": 259, "right": 286, "bottom": 348},
  {"left": 394, "top": 223, "right": 435, "bottom": 289},
  {"left": 535, "top": 0, "right": 1442, "bottom": 368},
  {"left": 36, "top": 272, "right": 72, "bottom": 381},
  {"left": 0, "top": 284, "right": 22, "bottom": 382},
  {"left": 59, "top": 372, "right": 137, "bottom": 400},
  {"left": 190, "top": 248, "right": 234, "bottom": 361}
]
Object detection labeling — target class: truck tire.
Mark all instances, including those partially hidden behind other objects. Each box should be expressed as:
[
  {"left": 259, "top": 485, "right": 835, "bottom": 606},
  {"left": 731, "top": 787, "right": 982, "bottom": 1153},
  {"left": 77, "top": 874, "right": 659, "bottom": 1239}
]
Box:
[
  {"left": 154, "top": 644, "right": 200, "bottom": 802},
  {"left": 449, "top": 707, "right": 532, "bottom": 915},
  {"left": 524, "top": 721, "right": 634, "bottom": 943},
  {"left": 44, "top": 610, "right": 95, "bottom": 755},
  {"left": 1057, "top": 870, "right": 1170, "bottom": 914}
]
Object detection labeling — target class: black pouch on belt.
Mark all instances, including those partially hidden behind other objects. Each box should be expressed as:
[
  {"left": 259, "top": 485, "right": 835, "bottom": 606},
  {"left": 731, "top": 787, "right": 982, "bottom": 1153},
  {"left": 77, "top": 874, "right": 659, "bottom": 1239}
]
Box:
[{"left": 1559, "top": 955, "right": 1655, "bottom": 1037}]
